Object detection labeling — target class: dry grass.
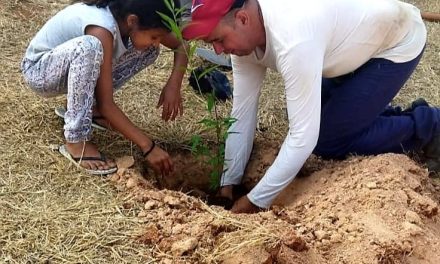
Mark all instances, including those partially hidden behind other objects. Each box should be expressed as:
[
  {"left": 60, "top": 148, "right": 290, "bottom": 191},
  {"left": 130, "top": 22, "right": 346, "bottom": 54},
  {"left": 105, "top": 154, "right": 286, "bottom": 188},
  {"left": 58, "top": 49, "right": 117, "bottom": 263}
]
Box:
[
  {"left": 0, "top": 0, "right": 439, "bottom": 263},
  {"left": 200, "top": 205, "right": 280, "bottom": 262}
]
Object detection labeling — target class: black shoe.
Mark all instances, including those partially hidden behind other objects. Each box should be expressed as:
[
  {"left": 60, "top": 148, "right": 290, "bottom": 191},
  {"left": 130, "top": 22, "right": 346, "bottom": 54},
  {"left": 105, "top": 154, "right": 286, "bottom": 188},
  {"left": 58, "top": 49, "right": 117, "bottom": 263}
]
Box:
[
  {"left": 425, "top": 159, "right": 440, "bottom": 175},
  {"left": 381, "top": 98, "right": 428, "bottom": 117},
  {"left": 403, "top": 98, "right": 429, "bottom": 113},
  {"left": 423, "top": 133, "right": 440, "bottom": 159},
  {"left": 422, "top": 133, "right": 440, "bottom": 174}
]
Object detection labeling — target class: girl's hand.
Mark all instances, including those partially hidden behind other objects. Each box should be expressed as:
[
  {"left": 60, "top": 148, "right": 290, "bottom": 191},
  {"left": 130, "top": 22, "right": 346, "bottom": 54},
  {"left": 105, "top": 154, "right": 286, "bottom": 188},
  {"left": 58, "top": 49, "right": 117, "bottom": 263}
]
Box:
[
  {"left": 157, "top": 83, "right": 183, "bottom": 121},
  {"left": 144, "top": 145, "right": 174, "bottom": 176},
  {"left": 159, "top": 34, "right": 188, "bottom": 122}
]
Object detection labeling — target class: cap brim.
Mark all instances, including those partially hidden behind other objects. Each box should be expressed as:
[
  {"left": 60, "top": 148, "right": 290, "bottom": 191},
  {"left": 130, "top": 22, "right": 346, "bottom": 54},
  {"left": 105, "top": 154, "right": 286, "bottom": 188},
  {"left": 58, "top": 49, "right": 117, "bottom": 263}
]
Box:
[{"left": 182, "top": 18, "right": 220, "bottom": 40}]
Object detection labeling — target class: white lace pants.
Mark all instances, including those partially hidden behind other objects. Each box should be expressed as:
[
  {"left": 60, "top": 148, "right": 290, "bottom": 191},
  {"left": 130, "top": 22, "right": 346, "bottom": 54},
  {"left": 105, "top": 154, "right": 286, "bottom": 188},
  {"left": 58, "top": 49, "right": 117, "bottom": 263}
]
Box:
[{"left": 21, "top": 35, "right": 159, "bottom": 143}]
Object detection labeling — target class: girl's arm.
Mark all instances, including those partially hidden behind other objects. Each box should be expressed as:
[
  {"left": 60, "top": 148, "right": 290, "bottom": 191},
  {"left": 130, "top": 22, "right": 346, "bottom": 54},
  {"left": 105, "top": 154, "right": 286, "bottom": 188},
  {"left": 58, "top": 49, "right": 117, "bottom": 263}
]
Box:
[
  {"left": 157, "top": 33, "right": 189, "bottom": 121},
  {"left": 85, "top": 25, "right": 173, "bottom": 176}
]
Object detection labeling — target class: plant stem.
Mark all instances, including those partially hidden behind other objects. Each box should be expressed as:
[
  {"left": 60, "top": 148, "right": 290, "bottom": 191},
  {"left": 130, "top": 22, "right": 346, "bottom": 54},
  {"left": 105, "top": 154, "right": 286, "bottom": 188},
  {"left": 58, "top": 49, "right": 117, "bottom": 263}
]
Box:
[{"left": 214, "top": 97, "right": 222, "bottom": 180}]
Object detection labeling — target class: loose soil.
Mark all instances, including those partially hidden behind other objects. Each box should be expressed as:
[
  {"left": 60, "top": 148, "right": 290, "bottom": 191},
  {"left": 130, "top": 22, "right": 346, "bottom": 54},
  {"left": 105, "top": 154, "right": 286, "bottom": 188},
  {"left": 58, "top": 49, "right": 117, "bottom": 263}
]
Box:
[{"left": 109, "top": 138, "right": 440, "bottom": 263}]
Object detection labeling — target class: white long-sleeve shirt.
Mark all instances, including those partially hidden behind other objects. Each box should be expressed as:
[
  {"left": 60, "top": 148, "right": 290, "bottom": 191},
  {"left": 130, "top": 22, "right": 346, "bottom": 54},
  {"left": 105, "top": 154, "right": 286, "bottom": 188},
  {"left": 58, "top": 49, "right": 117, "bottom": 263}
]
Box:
[{"left": 222, "top": 0, "right": 426, "bottom": 208}]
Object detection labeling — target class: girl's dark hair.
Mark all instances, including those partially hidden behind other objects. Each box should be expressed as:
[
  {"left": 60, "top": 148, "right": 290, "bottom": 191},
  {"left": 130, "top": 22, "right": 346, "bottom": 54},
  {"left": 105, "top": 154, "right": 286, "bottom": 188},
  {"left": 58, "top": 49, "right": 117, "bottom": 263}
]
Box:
[{"left": 74, "top": 0, "right": 180, "bottom": 31}]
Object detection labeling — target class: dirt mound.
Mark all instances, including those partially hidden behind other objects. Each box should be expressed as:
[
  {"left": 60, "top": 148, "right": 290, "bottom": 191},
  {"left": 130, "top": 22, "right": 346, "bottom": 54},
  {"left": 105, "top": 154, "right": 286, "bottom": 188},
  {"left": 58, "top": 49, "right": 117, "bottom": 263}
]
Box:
[
  {"left": 108, "top": 150, "right": 440, "bottom": 264},
  {"left": 274, "top": 153, "right": 440, "bottom": 264}
]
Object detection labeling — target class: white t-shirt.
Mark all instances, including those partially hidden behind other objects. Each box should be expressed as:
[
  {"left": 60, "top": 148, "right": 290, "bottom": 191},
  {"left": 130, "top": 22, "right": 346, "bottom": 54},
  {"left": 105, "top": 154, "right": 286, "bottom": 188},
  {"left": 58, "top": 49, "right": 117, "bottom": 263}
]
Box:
[
  {"left": 25, "top": 3, "right": 127, "bottom": 63},
  {"left": 222, "top": 0, "right": 427, "bottom": 208}
]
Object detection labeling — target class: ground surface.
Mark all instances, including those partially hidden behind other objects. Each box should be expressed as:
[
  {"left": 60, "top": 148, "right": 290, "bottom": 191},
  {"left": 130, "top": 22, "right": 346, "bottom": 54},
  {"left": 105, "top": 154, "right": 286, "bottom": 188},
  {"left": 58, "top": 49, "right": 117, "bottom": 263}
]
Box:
[{"left": 1, "top": 0, "right": 440, "bottom": 263}]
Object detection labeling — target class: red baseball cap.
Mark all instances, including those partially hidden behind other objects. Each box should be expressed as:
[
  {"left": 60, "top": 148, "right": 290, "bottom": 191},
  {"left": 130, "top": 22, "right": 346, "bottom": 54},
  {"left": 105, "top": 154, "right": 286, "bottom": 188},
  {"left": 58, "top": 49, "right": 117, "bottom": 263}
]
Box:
[{"left": 182, "top": 0, "right": 244, "bottom": 40}]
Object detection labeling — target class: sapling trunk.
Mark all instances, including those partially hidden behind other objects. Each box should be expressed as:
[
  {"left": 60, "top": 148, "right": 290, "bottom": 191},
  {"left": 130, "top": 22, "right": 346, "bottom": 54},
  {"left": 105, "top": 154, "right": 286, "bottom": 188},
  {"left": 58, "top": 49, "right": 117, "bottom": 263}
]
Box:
[{"left": 159, "top": 0, "right": 237, "bottom": 191}]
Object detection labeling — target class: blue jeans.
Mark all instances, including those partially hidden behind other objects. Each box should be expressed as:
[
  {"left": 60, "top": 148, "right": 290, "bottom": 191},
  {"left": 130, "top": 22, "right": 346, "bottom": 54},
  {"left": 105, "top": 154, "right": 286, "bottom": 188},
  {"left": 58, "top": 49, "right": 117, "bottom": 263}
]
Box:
[{"left": 314, "top": 49, "right": 440, "bottom": 158}]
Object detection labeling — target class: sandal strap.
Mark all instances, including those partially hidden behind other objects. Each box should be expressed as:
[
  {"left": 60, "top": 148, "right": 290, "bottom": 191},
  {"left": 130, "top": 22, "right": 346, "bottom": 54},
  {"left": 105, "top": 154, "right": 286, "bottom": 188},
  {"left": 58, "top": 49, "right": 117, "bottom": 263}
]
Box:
[{"left": 72, "top": 153, "right": 106, "bottom": 162}]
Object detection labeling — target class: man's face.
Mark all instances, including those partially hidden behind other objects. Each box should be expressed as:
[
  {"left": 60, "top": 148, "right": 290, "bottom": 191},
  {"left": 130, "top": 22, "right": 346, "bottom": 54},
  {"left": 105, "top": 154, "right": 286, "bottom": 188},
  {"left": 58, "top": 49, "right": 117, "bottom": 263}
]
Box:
[{"left": 203, "top": 20, "right": 255, "bottom": 57}]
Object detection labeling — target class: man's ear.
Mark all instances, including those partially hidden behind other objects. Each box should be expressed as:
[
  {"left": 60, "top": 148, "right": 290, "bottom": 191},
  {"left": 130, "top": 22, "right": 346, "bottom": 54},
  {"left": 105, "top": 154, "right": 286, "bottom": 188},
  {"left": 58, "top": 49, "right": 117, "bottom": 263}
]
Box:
[
  {"left": 235, "top": 9, "right": 249, "bottom": 26},
  {"left": 126, "top": 14, "right": 139, "bottom": 28}
]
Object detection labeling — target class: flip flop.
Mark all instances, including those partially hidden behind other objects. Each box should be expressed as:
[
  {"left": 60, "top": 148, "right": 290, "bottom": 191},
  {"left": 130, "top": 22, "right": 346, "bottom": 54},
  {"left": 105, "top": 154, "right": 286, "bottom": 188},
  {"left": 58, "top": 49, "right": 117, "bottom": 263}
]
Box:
[
  {"left": 55, "top": 107, "right": 108, "bottom": 131},
  {"left": 58, "top": 144, "right": 117, "bottom": 175}
]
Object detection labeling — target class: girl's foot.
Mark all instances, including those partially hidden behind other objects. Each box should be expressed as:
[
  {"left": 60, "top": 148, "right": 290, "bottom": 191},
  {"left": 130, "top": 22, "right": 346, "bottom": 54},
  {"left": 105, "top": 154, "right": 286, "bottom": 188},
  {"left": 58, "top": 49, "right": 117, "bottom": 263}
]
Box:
[
  {"left": 55, "top": 107, "right": 110, "bottom": 131},
  {"left": 92, "top": 107, "right": 112, "bottom": 130},
  {"left": 65, "top": 141, "right": 116, "bottom": 172}
]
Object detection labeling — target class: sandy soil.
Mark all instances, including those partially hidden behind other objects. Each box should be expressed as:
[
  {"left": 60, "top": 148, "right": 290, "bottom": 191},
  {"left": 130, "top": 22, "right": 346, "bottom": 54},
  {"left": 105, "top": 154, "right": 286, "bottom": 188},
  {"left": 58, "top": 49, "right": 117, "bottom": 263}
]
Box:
[{"left": 109, "top": 139, "right": 440, "bottom": 264}]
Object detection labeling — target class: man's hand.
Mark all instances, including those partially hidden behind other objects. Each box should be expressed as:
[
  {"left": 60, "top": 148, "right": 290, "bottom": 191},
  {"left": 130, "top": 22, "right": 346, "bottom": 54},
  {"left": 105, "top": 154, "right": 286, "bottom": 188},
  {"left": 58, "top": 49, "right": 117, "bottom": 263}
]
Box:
[{"left": 231, "top": 195, "right": 263, "bottom": 214}]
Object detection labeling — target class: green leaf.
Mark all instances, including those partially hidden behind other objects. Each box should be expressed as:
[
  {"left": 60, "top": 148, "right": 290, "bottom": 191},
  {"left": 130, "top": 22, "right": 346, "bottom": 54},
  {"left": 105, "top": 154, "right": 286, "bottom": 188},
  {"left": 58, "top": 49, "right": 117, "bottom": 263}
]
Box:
[
  {"left": 219, "top": 144, "right": 225, "bottom": 154},
  {"left": 175, "top": 7, "right": 184, "bottom": 16},
  {"left": 170, "top": 23, "right": 183, "bottom": 41},
  {"left": 209, "top": 171, "right": 221, "bottom": 190},
  {"left": 197, "top": 65, "right": 218, "bottom": 80},
  {"left": 199, "top": 118, "right": 217, "bottom": 127},
  {"left": 189, "top": 44, "right": 197, "bottom": 58},
  {"left": 208, "top": 157, "right": 217, "bottom": 166},
  {"left": 190, "top": 135, "right": 201, "bottom": 153},
  {"left": 207, "top": 95, "right": 215, "bottom": 112},
  {"left": 157, "top": 12, "right": 174, "bottom": 31},
  {"left": 163, "top": 0, "right": 173, "bottom": 13}
]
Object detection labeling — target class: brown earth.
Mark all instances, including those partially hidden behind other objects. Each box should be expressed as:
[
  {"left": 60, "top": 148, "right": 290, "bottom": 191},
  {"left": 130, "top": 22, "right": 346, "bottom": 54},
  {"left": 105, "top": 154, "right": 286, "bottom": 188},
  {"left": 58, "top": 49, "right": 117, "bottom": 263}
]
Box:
[{"left": 109, "top": 139, "right": 440, "bottom": 263}]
